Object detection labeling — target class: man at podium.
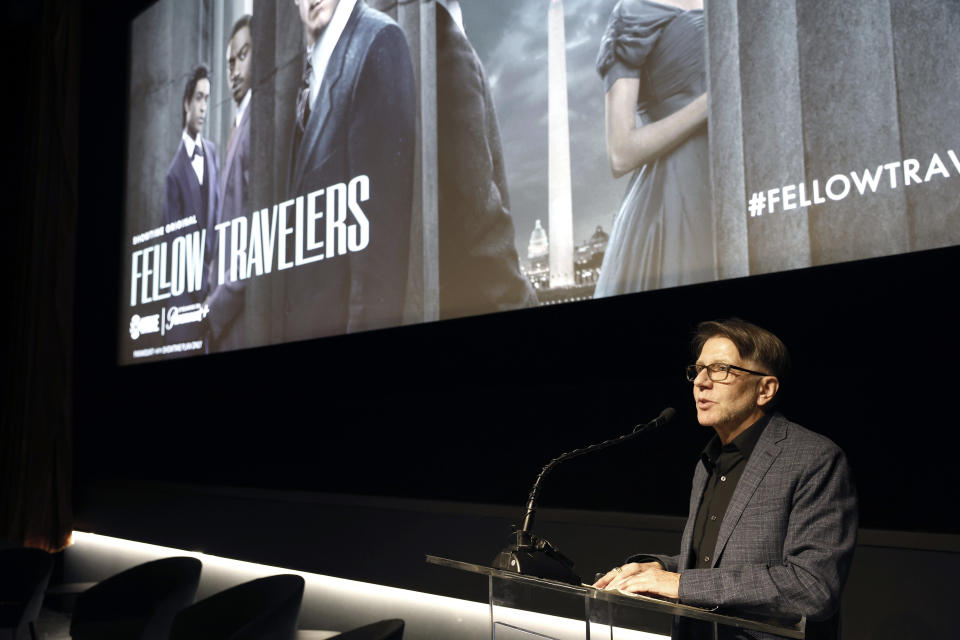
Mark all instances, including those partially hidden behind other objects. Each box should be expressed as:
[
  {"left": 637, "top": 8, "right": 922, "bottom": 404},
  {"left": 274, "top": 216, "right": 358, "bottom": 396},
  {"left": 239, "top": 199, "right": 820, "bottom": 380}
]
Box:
[{"left": 594, "top": 318, "right": 857, "bottom": 639}]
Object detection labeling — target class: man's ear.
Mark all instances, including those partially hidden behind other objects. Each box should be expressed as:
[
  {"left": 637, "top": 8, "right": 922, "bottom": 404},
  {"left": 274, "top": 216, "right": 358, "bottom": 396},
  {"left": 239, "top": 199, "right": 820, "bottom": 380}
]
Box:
[{"left": 756, "top": 376, "right": 779, "bottom": 408}]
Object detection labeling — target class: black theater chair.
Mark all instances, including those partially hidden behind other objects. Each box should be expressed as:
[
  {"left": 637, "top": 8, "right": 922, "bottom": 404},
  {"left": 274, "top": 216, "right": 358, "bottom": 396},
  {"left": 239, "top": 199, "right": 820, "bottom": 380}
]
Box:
[
  {"left": 0, "top": 548, "right": 54, "bottom": 640},
  {"left": 169, "top": 574, "right": 305, "bottom": 640},
  {"left": 327, "top": 619, "right": 404, "bottom": 640},
  {"left": 69, "top": 556, "right": 202, "bottom": 640}
]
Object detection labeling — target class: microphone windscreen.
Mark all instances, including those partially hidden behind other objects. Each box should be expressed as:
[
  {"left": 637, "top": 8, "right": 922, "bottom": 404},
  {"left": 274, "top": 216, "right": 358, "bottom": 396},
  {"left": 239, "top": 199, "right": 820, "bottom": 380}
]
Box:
[{"left": 658, "top": 407, "right": 677, "bottom": 424}]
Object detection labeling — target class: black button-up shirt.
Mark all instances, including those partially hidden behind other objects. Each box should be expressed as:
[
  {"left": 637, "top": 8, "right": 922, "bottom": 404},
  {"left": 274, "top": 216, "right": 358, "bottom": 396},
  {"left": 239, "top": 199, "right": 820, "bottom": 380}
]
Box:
[{"left": 691, "top": 414, "right": 771, "bottom": 569}]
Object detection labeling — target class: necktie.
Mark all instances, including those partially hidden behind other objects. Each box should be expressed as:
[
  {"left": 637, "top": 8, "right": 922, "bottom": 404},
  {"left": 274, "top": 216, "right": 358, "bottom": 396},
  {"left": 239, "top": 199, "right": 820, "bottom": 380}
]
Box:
[
  {"left": 190, "top": 142, "right": 204, "bottom": 186},
  {"left": 296, "top": 50, "right": 312, "bottom": 133}
]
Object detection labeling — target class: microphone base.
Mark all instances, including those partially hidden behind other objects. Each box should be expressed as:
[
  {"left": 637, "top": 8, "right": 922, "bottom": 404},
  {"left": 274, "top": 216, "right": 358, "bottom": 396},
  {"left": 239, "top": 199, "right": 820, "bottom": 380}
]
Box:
[{"left": 492, "top": 546, "right": 581, "bottom": 586}]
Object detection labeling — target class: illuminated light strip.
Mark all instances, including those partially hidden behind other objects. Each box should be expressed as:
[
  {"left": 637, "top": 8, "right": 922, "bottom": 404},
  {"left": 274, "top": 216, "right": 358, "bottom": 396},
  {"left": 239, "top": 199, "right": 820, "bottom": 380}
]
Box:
[
  {"left": 70, "top": 531, "right": 667, "bottom": 640},
  {"left": 70, "top": 531, "right": 482, "bottom": 610}
]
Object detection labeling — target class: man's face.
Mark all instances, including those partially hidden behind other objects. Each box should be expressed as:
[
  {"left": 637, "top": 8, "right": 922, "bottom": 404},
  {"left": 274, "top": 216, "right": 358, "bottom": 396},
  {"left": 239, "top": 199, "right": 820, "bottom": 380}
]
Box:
[
  {"left": 184, "top": 77, "right": 210, "bottom": 137},
  {"left": 296, "top": 0, "right": 340, "bottom": 45},
  {"left": 692, "top": 337, "right": 766, "bottom": 432},
  {"left": 227, "top": 26, "right": 252, "bottom": 105}
]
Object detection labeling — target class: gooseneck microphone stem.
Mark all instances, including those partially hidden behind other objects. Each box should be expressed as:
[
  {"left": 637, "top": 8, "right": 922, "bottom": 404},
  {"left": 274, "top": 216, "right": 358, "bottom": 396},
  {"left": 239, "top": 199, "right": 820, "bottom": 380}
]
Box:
[
  {"left": 494, "top": 407, "right": 677, "bottom": 584},
  {"left": 519, "top": 407, "right": 676, "bottom": 538}
]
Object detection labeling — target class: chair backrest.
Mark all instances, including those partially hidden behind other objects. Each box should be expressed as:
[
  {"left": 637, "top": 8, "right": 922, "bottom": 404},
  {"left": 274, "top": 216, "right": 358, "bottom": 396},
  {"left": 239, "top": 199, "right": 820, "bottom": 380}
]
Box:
[
  {"left": 70, "top": 556, "right": 202, "bottom": 640},
  {"left": 331, "top": 619, "right": 404, "bottom": 640},
  {"left": 0, "top": 548, "right": 54, "bottom": 638},
  {"left": 169, "top": 574, "right": 305, "bottom": 640}
]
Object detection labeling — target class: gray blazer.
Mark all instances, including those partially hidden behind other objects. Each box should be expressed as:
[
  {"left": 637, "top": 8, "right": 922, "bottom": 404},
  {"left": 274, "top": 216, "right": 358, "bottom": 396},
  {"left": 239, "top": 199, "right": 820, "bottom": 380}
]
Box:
[{"left": 634, "top": 414, "right": 857, "bottom": 639}]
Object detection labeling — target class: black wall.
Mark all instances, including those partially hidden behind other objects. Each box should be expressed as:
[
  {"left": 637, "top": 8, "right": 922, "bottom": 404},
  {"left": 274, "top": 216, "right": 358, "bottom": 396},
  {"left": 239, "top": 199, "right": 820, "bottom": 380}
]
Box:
[{"left": 77, "top": 0, "right": 960, "bottom": 537}]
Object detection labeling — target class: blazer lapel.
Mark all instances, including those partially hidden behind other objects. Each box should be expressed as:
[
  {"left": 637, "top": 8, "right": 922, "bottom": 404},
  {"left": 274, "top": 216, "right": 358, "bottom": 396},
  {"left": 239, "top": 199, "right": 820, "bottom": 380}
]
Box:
[
  {"left": 291, "top": 2, "right": 362, "bottom": 192},
  {"left": 710, "top": 416, "right": 787, "bottom": 567},
  {"left": 680, "top": 461, "right": 709, "bottom": 570},
  {"left": 221, "top": 106, "right": 249, "bottom": 200},
  {"left": 220, "top": 124, "right": 237, "bottom": 200},
  {"left": 202, "top": 139, "right": 219, "bottom": 262}
]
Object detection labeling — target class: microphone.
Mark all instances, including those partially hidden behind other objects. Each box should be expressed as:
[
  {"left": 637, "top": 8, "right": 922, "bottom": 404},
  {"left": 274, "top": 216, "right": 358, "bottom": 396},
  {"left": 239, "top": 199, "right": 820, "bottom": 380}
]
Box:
[
  {"left": 634, "top": 406, "right": 676, "bottom": 433},
  {"left": 492, "top": 408, "right": 677, "bottom": 585}
]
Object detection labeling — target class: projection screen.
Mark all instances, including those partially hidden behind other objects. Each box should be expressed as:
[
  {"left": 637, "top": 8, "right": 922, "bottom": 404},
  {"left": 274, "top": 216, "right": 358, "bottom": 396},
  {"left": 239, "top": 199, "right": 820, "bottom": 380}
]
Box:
[{"left": 119, "top": 0, "right": 960, "bottom": 364}]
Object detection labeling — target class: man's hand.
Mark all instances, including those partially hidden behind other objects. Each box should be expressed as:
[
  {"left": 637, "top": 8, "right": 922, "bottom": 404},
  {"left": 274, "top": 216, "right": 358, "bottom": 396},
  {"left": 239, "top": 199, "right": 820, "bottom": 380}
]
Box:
[
  {"left": 594, "top": 562, "right": 680, "bottom": 599},
  {"left": 592, "top": 562, "right": 660, "bottom": 589}
]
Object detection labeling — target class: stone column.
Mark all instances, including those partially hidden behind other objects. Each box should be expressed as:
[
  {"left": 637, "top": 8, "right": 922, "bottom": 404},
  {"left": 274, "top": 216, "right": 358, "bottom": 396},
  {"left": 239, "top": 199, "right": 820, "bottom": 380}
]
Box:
[
  {"left": 247, "top": 0, "right": 300, "bottom": 347},
  {"left": 704, "top": 0, "right": 748, "bottom": 280},
  {"left": 797, "top": 0, "right": 907, "bottom": 265},
  {"left": 889, "top": 0, "right": 960, "bottom": 251},
  {"left": 393, "top": 0, "right": 439, "bottom": 324},
  {"left": 707, "top": 0, "right": 958, "bottom": 276}
]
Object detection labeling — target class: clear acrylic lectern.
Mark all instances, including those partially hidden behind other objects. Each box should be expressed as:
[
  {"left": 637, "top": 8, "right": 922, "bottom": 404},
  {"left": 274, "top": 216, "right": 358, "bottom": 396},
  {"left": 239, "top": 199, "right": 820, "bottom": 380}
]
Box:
[{"left": 426, "top": 555, "right": 805, "bottom": 640}]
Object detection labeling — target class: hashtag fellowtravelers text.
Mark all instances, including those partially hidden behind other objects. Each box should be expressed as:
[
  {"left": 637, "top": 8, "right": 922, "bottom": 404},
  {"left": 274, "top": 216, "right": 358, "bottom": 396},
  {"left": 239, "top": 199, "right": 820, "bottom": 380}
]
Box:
[{"left": 747, "top": 148, "right": 959, "bottom": 217}]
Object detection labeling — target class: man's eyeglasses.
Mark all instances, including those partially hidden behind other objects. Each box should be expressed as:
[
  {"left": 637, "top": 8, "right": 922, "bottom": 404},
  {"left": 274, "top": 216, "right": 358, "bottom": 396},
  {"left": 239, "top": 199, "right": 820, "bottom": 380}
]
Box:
[{"left": 685, "top": 363, "right": 769, "bottom": 382}]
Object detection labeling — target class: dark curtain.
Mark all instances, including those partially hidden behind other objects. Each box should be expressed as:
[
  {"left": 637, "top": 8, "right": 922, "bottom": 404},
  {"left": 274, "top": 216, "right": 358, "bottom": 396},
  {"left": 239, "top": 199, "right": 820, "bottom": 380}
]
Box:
[{"left": 0, "top": 0, "right": 79, "bottom": 551}]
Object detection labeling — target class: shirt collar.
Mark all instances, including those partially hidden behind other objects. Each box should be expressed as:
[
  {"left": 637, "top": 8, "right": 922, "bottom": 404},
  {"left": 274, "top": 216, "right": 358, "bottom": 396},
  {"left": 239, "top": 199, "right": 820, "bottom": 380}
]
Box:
[
  {"left": 181, "top": 129, "right": 202, "bottom": 157},
  {"left": 700, "top": 413, "right": 772, "bottom": 469},
  {"left": 309, "top": 0, "right": 358, "bottom": 106},
  {"left": 234, "top": 89, "right": 251, "bottom": 127}
]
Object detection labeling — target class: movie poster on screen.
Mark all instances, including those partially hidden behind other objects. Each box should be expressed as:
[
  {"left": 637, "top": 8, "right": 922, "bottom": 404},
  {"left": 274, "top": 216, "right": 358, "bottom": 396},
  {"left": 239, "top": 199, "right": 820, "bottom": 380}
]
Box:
[
  {"left": 119, "top": 0, "right": 959, "bottom": 365},
  {"left": 120, "top": 0, "right": 541, "bottom": 364}
]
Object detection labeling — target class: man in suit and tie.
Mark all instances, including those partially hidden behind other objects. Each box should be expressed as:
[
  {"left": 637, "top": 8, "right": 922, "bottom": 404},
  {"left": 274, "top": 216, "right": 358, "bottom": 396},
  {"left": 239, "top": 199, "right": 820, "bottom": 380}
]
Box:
[
  {"left": 205, "top": 15, "right": 253, "bottom": 352},
  {"left": 164, "top": 64, "right": 220, "bottom": 344},
  {"left": 594, "top": 319, "right": 857, "bottom": 639},
  {"left": 285, "top": 0, "right": 415, "bottom": 341}
]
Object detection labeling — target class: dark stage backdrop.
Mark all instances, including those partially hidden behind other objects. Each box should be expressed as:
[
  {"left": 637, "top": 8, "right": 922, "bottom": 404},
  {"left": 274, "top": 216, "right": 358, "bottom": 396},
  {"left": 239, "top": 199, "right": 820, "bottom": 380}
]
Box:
[{"left": 78, "top": 0, "right": 960, "bottom": 537}]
